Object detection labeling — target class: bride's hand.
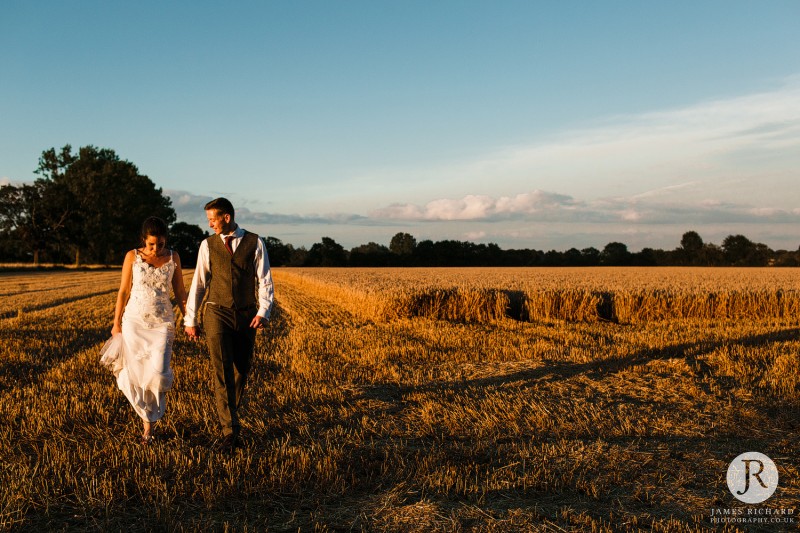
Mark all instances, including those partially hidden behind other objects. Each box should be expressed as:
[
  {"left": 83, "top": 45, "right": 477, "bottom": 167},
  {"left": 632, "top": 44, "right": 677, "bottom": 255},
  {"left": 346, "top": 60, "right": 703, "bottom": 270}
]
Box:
[
  {"left": 185, "top": 326, "right": 202, "bottom": 341},
  {"left": 111, "top": 324, "right": 122, "bottom": 336}
]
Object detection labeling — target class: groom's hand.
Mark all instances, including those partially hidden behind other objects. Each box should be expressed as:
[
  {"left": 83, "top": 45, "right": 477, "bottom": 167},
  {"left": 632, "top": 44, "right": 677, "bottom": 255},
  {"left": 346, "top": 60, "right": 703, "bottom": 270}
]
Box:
[
  {"left": 185, "top": 326, "right": 202, "bottom": 341},
  {"left": 250, "top": 316, "right": 268, "bottom": 329}
]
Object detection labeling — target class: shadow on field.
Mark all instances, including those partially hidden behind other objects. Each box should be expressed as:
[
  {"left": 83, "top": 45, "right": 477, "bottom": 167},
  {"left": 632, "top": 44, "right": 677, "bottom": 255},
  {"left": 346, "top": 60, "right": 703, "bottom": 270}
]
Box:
[
  {"left": 0, "top": 289, "right": 117, "bottom": 320},
  {"left": 0, "top": 325, "right": 108, "bottom": 391},
  {"left": 358, "top": 327, "right": 800, "bottom": 407},
  {"left": 252, "top": 300, "right": 292, "bottom": 376}
]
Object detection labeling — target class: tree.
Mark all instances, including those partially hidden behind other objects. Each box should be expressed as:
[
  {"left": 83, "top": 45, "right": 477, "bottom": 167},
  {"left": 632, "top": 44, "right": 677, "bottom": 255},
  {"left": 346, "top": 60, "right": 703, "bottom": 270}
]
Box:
[
  {"left": 542, "top": 249, "right": 564, "bottom": 266},
  {"left": 412, "top": 239, "right": 437, "bottom": 266},
  {"left": 700, "top": 243, "right": 725, "bottom": 266},
  {"left": 389, "top": 232, "right": 417, "bottom": 256},
  {"left": 581, "top": 247, "right": 601, "bottom": 266},
  {"left": 680, "top": 231, "right": 704, "bottom": 253},
  {"left": 0, "top": 182, "right": 70, "bottom": 264},
  {"left": 287, "top": 246, "right": 309, "bottom": 266},
  {"left": 600, "top": 242, "right": 631, "bottom": 266},
  {"left": 721, "top": 234, "right": 762, "bottom": 266},
  {"left": 633, "top": 247, "right": 658, "bottom": 266},
  {"left": 263, "top": 236, "right": 294, "bottom": 267},
  {"left": 35, "top": 145, "right": 176, "bottom": 264},
  {"left": 773, "top": 248, "right": 800, "bottom": 267},
  {"left": 307, "top": 237, "right": 348, "bottom": 266},
  {"left": 679, "top": 231, "right": 704, "bottom": 265},
  {"left": 562, "top": 248, "right": 583, "bottom": 266},
  {"left": 350, "top": 242, "right": 391, "bottom": 266},
  {"left": 169, "top": 222, "right": 207, "bottom": 268}
]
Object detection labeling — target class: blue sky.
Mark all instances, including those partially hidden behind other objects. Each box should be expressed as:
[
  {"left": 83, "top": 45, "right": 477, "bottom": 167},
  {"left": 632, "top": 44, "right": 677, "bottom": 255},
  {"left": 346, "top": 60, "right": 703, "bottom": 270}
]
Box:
[{"left": 2, "top": 1, "right": 800, "bottom": 251}]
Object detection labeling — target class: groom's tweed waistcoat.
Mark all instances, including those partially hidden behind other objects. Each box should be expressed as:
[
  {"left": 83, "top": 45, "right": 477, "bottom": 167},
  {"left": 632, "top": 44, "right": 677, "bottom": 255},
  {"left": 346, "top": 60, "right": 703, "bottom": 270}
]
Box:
[{"left": 206, "top": 232, "right": 259, "bottom": 309}]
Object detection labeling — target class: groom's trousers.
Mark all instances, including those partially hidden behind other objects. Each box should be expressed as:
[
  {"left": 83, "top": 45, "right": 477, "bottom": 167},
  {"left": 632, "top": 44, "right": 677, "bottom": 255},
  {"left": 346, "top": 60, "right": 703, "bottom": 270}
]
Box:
[{"left": 204, "top": 302, "right": 257, "bottom": 436}]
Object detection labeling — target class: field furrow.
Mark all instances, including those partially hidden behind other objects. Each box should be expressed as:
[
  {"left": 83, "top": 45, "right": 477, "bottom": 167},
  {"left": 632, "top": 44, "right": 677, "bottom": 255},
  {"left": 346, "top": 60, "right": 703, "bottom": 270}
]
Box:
[{"left": 272, "top": 269, "right": 360, "bottom": 327}]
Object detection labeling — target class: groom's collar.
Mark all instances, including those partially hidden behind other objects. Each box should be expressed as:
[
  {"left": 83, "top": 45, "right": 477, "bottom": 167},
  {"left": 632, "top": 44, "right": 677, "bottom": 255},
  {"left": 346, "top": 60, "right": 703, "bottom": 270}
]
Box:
[{"left": 221, "top": 225, "right": 244, "bottom": 239}]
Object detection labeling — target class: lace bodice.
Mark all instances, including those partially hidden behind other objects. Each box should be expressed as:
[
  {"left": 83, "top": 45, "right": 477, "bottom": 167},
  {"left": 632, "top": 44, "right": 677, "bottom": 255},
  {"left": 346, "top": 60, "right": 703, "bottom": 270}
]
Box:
[{"left": 125, "top": 250, "right": 176, "bottom": 326}]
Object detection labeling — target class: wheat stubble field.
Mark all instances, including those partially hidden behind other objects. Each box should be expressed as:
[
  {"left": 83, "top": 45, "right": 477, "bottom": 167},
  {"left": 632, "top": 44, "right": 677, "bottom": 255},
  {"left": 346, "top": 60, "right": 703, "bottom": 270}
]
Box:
[{"left": 1, "top": 267, "right": 798, "bottom": 532}]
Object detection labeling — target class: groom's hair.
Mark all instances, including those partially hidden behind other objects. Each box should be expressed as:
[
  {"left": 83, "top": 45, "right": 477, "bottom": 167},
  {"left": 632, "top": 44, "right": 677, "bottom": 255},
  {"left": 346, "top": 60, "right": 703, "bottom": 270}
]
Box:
[{"left": 205, "top": 197, "right": 235, "bottom": 219}]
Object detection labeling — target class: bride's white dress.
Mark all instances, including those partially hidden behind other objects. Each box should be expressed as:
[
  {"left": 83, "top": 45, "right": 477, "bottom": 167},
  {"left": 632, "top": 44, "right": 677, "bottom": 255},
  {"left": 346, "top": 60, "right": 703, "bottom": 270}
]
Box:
[{"left": 101, "top": 250, "right": 176, "bottom": 422}]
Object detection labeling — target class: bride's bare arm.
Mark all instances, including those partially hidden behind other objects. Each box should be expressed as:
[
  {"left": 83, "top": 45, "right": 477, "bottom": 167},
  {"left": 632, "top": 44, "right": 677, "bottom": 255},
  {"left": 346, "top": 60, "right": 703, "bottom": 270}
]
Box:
[
  {"left": 112, "top": 251, "right": 136, "bottom": 335},
  {"left": 172, "top": 252, "right": 188, "bottom": 317}
]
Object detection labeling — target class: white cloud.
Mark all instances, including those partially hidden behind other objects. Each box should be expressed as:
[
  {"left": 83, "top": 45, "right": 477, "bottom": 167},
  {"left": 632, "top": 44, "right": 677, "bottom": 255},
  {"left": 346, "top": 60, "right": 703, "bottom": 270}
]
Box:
[
  {"left": 371, "top": 190, "right": 580, "bottom": 221},
  {"left": 170, "top": 191, "right": 214, "bottom": 209}
]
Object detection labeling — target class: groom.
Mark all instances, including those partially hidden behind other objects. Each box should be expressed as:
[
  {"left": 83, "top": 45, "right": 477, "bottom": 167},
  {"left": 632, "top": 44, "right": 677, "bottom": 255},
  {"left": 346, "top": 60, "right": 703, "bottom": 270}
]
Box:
[{"left": 184, "top": 197, "right": 274, "bottom": 451}]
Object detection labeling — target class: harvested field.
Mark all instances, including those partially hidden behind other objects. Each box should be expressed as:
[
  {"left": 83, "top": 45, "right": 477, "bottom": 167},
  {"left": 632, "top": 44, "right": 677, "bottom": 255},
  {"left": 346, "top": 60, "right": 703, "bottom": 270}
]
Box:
[
  {"left": 1, "top": 267, "right": 798, "bottom": 531},
  {"left": 0, "top": 270, "right": 120, "bottom": 319},
  {"left": 279, "top": 267, "right": 800, "bottom": 323}
]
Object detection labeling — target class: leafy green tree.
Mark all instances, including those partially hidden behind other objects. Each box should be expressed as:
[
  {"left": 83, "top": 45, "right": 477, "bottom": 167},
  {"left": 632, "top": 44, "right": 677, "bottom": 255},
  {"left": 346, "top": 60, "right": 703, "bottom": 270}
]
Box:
[
  {"left": 679, "top": 231, "right": 704, "bottom": 265},
  {"left": 389, "top": 232, "right": 417, "bottom": 256},
  {"left": 581, "top": 247, "right": 601, "bottom": 266},
  {"left": 35, "top": 145, "right": 175, "bottom": 264},
  {"left": 264, "top": 236, "right": 293, "bottom": 267},
  {"left": 680, "top": 230, "right": 703, "bottom": 253},
  {"left": 721, "top": 234, "right": 767, "bottom": 266},
  {"left": 307, "top": 237, "right": 348, "bottom": 266},
  {"left": 633, "top": 247, "right": 658, "bottom": 266},
  {"left": 600, "top": 242, "right": 631, "bottom": 266},
  {"left": 169, "top": 222, "right": 207, "bottom": 268},
  {"left": 350, "top": 242, "right": 391, "bottom": 266},
  {"left": 412, "top": 239, "right": 436, "bottom": 266},
  {"left": 772, "top": 248, "right": 800, "bottom": 267},
  {"left": 0, "top": 182, "right": 70, "bottom": 264},
  {"left": 700, "top": 243, "right": 725, "bottom": 266},
  {"left": 287, "top": 246, "right": 309, "bottom": 266},
  {"left": 562, "top": 248, "right": 583, "bottom": 266}
]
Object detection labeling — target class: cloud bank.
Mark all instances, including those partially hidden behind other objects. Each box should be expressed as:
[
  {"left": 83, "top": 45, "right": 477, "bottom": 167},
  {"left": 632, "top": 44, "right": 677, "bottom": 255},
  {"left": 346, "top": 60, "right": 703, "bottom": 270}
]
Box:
[
  {"left": 371, "top": 191, "right": 580, "bottom": 221},
  {"left": 370, "top": 189, "right": 800, "bottom": 226},
  {"left": 166, "top": 77, "right": 800, "bottom": 249},
  {"left": 167, "top": 190, "right": 370, "bottom": 227},
  {"left": 169, "top": 185, "right": 800, "bottom": 231}
]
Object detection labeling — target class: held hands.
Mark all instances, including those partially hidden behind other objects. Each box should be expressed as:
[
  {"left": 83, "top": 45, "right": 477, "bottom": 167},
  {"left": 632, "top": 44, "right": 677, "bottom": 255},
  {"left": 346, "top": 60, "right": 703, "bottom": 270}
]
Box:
[
  {"left": 183, "top": 318, "right": 267, "bottom": 338},
  {"left": 184, "top": 326, "right": 202, "bottom": 341}
]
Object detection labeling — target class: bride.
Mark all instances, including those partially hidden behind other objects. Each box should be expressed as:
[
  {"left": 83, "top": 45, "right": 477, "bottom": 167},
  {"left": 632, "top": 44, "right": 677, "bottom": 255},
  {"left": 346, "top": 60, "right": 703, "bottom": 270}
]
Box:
[{"left": 102, "top": 216, "right": 187, "bottom": 444}]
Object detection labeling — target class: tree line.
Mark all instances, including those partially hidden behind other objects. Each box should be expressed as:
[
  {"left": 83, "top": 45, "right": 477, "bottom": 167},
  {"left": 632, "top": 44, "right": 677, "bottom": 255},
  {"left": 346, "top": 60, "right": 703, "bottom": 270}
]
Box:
[
  {"left": 0, "top": 145, "right": 206, "bottom": 266},
  {"left": 2, "top": 145, "right": 797, "bottom": 268},
  {"left": 264, "top": 231, "right": 800, "bottom": 267}
]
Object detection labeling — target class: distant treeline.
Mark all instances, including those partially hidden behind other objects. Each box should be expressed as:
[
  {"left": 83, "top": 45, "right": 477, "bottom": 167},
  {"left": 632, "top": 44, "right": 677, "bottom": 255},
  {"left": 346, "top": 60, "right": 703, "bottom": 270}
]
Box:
[
  {"left": 264, "top": 231, "right": 800, "bottom": 267},
  {"left": 3, "top": 144, "right": 798, "bottom": 269}
]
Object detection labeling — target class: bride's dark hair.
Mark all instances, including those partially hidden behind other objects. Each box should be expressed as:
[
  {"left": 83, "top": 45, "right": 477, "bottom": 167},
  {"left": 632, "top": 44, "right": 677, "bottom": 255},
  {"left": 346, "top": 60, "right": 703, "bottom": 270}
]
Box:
[{"left": 140, "top": 216, "right": 168, "bottom": 243}]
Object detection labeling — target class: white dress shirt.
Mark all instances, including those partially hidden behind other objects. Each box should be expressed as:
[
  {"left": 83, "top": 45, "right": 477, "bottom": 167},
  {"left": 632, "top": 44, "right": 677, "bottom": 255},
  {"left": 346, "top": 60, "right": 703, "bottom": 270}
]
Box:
[{"left": 184, "top": 225, "right": 274, "bottom": 327}]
